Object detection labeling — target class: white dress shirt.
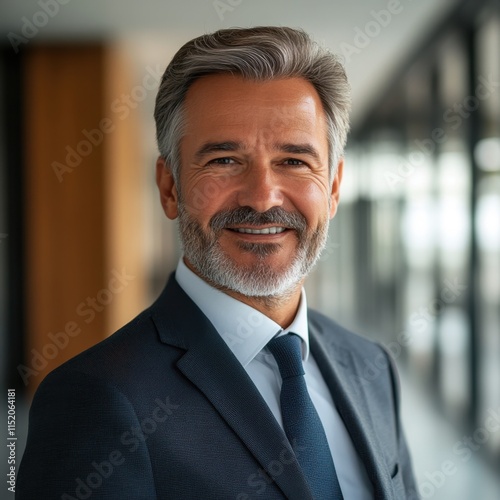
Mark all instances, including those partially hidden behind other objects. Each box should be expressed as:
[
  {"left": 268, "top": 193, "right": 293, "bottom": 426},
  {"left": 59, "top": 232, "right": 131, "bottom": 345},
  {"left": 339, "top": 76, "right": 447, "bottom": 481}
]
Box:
[{"left": 175, "top": 257, "right": 373, "bottom": 499}]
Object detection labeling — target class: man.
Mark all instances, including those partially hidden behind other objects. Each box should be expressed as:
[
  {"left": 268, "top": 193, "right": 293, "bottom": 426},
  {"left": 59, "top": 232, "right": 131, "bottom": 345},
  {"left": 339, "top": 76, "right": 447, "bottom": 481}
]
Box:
[{"left": 17, "top": 27, "right": 417, "bottom": 499}]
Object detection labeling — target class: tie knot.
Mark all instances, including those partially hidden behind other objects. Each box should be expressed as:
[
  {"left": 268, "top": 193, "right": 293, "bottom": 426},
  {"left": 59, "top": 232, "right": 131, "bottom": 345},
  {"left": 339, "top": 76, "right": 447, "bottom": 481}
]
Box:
[{"left": 267, "top": 334, "right": 305, "bottom": 379}]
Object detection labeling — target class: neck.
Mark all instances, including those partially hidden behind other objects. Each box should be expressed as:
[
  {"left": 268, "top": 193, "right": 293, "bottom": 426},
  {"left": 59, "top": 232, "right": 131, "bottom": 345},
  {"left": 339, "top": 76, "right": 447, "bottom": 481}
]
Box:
[
  {"left": 223, "top": 287, "right": 302, "bottom": 330},
  {"left": 183, "top": 257, "right": 303, "bottom": 329}
]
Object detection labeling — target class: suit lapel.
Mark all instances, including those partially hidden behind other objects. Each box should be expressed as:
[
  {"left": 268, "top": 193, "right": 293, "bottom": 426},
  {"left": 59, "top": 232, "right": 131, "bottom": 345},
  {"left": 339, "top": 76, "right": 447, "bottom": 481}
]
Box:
[
  {"left": 309, "top": 319, "right": 394, "bottom": 499},
  {"left": 151, "top": 275, "right": 313, "bottom": 500}
]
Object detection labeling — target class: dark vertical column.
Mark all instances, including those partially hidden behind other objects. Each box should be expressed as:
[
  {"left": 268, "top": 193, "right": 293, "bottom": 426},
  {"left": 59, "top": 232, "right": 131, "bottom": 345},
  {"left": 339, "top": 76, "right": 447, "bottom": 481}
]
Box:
[
  {"left": 430, "top": 61, "right": 444, "bottom": 405},
  {"left": 354, "top": 139, "right": 373, "bottom": 334},
  {"left": 1, "top": 46, "right": 26, "bottom": 392}
]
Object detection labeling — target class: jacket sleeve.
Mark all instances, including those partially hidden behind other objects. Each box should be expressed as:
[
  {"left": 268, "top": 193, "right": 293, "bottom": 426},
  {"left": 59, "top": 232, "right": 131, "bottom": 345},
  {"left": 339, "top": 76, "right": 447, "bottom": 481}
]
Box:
[{"left": 16, "top": 370, "right": 158, "bottom": 499}]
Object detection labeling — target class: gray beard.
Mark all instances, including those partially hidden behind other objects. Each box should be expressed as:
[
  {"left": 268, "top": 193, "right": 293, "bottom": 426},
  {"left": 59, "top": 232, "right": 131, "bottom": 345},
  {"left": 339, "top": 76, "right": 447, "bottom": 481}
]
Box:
[{"left": 176, "top": 203, "right": 330, "bottom": 301}]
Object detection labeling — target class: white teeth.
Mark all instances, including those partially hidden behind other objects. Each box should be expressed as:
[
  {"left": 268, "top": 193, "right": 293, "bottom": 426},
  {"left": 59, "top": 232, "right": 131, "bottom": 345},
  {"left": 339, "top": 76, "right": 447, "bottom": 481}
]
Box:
[{"left": 233, "top": 227, "right": 286, "bottom": 234}]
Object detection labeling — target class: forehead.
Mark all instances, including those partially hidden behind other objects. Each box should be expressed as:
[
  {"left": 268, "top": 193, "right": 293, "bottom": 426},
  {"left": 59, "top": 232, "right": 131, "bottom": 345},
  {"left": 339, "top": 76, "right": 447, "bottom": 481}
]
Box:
[{"left": 182, "top": 74, "right": 328, "bottom": 135}]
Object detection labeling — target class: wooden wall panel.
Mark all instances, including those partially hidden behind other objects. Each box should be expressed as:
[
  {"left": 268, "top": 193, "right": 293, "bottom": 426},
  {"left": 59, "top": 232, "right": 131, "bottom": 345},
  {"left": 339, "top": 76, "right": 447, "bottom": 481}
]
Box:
[{"left": 23, "top": 45, "right": 108, "bottom": 392}]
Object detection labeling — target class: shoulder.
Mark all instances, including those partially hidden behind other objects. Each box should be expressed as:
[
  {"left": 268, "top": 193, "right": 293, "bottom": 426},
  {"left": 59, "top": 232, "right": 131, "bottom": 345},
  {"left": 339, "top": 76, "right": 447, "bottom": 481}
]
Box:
[
  {"left": 34, "top": 299, "right": 173, "bottom": 404},
  {"left": 43, "top": 273, "right": 185, "bottom": 384},
  {"left": 47, "top": 306, "right": 154, "bottom": 378}
]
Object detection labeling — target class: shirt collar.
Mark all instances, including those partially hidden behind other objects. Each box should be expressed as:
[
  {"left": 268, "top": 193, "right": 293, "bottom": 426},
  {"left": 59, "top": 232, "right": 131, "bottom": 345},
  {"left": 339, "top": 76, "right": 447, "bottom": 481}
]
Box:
[{"left": 175, "top": 257, "right": 310, "bottom": 366}]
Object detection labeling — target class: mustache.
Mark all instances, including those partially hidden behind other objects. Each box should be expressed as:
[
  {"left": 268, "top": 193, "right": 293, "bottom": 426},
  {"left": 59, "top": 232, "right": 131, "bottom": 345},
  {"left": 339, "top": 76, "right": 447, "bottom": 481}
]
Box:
[{"left": 210, "top": 207, "right": 307, "bottom": 233}]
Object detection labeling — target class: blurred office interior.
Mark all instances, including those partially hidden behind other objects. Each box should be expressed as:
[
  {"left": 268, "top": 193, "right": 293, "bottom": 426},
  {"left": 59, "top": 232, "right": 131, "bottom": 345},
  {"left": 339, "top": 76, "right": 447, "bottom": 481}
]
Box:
[{"left": 0, "top": 0, "right": 499, "bottom": 498}]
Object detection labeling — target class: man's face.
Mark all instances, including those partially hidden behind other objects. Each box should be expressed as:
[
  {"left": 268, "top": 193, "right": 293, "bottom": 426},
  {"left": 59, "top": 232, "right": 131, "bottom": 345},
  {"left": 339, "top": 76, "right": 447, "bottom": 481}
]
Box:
[{"left": 157, "top": 74, "right": 343, "bottom": 299}]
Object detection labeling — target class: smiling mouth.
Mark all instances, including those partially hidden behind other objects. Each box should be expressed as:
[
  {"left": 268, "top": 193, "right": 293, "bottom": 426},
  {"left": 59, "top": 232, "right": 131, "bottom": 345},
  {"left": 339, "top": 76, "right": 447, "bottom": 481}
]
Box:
[{"left": 226, "top": 226, "right": 288, "bottom": 235}]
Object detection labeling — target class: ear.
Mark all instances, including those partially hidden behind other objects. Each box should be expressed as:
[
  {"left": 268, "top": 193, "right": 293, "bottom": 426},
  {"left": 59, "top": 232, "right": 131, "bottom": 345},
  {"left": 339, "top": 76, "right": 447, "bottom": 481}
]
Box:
[
  {"left": 156, "top": 156, "right": 179, "bottom": 219},
  {"left": 329, "top": 158, "right": 344, "bottom": 219}
]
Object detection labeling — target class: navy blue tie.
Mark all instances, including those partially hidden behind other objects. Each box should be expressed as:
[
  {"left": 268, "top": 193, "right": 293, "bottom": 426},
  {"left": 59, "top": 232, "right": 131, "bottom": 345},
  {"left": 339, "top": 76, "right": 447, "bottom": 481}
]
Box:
[{"left": 267, "top": 334, "right": 343, "bottom": 500}]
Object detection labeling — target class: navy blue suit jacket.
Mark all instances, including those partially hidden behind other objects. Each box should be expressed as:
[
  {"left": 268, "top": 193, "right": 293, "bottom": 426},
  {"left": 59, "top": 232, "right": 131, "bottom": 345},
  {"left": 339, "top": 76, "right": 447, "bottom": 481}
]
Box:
[{"left": 17, "top": 274, "right": 417, "bottom": 499}]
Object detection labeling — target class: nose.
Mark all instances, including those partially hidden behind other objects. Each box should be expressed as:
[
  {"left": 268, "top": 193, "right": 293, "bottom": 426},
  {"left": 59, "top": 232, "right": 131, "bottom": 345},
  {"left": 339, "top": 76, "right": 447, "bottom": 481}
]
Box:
[{"left": 236, "top": 162, "right": 284, "bottom": 213}]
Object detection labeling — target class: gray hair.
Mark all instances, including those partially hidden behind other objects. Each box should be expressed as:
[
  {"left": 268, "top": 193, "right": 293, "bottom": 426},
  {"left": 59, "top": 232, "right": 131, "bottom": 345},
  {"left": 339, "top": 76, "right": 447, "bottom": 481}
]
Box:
[{"left": 154, "top": 26, "right": 351, "bottom": 185}]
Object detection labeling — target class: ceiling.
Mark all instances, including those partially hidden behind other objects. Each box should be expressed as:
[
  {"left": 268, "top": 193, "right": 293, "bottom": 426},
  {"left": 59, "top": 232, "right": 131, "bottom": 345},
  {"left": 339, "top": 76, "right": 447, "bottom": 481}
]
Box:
[{"left": 1, "top": 0, "right": 461, "bottom": 125}]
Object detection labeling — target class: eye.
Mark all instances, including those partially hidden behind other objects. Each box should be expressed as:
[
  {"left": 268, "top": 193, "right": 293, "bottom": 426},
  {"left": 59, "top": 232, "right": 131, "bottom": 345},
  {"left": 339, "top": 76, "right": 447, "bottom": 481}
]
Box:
[
  {"left": 206, "top": 157, "right": 237, "bottom": 166},
  {"left": 282, "top": 158, "right": 307, "bottom": 167}
]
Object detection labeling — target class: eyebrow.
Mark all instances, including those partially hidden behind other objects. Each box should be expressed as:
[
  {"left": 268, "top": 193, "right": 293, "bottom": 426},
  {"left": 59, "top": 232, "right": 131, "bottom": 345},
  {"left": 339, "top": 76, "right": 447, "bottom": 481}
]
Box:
[
  {"left": 193, "top": 141, "right": 244, "bottom": 162},
  {"left": 274, "top": 143, "right": 322, "bottom": 163},
  {"left": 193, "top": 140, "right": 323, "bottom": 164}
]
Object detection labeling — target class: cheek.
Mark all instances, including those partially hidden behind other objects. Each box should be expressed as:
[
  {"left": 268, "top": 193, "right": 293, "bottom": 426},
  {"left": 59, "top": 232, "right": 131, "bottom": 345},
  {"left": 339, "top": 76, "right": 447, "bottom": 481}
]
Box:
[
  {"left": 290, "top": 181, "right": 330, "bottom": 222},
  {"left": 182, "top": 177, "right": 234, "bottom": 226}
]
